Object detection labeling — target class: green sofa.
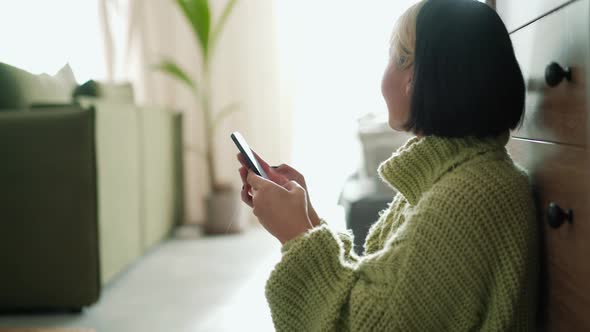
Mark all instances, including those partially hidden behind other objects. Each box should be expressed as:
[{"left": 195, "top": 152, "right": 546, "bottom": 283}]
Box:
[{"left": 0, "top": 62, "right": 184, "bottom": 310}]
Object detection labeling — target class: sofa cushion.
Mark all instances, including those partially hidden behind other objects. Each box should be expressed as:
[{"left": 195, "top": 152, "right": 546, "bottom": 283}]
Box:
[
  {"left": 99, "top": 82, "right": 134, "bottom": 102},
  {"left": 74, "top": 80, "right": 134, "bottom": 103},
  {"left": 73, "top": 79, "right": 100, "bottom": 98},
  {"left": 0, "top": 62, "right": 77, "bottom": 110}
]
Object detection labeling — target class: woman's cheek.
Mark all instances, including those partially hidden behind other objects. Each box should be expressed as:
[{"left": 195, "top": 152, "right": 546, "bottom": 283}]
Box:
[
  {"left": 381, "top": 63, "right": 394, "bottom": 101},
  {"left": 384, "top": 66, "right": 403, "bottom": 108}
]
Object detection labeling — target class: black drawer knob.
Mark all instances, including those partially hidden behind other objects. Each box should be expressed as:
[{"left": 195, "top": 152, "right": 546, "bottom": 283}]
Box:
[
  {"left": 545, "top": 62, "right": 572, "bottom": 87},
  {"left": 547, "top": 202, "right": 573, "bottom": 229}
]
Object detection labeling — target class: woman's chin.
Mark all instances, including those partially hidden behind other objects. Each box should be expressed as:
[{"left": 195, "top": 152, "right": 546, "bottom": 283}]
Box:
[{"left": 388, "top": 118, "right": 405, "bottom": 132}]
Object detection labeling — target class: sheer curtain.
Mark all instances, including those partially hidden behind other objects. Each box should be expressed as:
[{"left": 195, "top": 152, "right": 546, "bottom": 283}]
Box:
[
  {"left": 275, "top": 1, "right": 420, "bottom": 229},
  {"left": 100, "top": 0, "right": 291, "bottom": 225}
]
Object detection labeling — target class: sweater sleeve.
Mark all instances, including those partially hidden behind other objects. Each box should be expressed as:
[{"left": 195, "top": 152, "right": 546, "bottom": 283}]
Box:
[
  {"left": 266, "top": 224, "right": 357, "bottom": 331},
  {"left": 314, "top": 219, "right": 360, "bottom": 264},
  {"left": 265, "top": 207, "right": 494, "bottom": 331}
]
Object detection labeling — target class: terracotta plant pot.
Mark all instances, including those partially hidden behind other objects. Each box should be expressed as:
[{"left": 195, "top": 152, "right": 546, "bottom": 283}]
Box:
[{"left": 203, "top": 188, "right": 248, "bottom": 234}]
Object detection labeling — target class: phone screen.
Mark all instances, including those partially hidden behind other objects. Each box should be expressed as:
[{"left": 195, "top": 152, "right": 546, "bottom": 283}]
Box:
[{"left": 231, "top": 131, "right": 268, "bottom": 179}]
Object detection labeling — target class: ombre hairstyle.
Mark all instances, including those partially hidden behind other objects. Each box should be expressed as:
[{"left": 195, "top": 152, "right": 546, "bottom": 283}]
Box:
[{"left": 389, "top": 0, "right": 525, "bottom": 138}]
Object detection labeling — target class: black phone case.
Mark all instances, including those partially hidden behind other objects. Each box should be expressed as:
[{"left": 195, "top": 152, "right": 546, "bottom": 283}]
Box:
[{"left": 231, "top": 132, "right": 267, "bottom": 179}]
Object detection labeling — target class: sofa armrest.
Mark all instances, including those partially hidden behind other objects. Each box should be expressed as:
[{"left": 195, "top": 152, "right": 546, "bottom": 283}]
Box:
[
  {"left": 138, "top": 106, "right": 184, "bottom": 249},
  {"left": 0, "top": 106, "right": 100, "bottom": 309},
  {"left": 90, "top": 100, "right": 143, "bottom": 284}
]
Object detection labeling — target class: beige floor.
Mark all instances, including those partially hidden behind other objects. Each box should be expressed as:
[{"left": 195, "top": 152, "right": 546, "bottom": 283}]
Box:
[{"left": 0, "top": 224, "right": 281, "bottom": 332}]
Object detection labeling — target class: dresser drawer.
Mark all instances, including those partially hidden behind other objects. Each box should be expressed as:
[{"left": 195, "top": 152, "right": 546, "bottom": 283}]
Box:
[
  {"left": 510, "top": 0, "right": 588, "bottom": 147},
  {"left": 508, "top": 138, "right": 590, "bottom": 331},
  {"left": 496, "top": 0, "right": 575, "bottom": 32}
]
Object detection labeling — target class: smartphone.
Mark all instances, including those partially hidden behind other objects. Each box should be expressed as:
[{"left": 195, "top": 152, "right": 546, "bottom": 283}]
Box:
[{"left": 231, "top": 131, "right": 269, "bottom": 179}]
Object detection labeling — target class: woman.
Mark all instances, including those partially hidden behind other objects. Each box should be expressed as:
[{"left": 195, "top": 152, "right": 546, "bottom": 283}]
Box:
[{"left": 237, "top": 0, "right": 538, "bottom": 330}]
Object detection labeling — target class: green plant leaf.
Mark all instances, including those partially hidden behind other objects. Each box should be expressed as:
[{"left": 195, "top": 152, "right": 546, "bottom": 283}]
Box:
[
  {"left": 210, "top": 0, "right": 238, "bottom": 52},
  {"left": 153, "top": 60, "right": 197, "bottom": 92},
  {"left": 176, "top": 0, "right": 211, "bottom": 61},
  {"left": 212, "top": 102, "right": 240, "bottom": 130}
]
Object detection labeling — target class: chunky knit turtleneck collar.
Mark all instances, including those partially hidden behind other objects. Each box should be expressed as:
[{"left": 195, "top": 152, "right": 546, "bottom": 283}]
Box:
[{"left": 377, "top": 130, "right": 510, "bottom": 206}]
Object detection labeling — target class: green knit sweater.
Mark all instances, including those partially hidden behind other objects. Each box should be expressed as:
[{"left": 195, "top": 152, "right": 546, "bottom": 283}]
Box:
[{"left": 265, "top": 131, "right": 539, "bottom": 331}]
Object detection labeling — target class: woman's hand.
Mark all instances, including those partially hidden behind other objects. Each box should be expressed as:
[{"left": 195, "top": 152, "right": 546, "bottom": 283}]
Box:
[
  {"left": 236, "top": 152, "right": 289, "bottom": 206},
  {"left": 246, "top": 170, "right": 313, "bottom": 245},
  {"left": 271, "top": 164, "right": 321, "bottom": 227},
  {"left": 237, "top": 152, "right": 322, "bottom": 227}
]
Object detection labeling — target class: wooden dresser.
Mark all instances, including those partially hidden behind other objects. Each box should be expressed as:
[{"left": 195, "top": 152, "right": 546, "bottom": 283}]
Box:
[{"left": 493, "top": 0, "right": 590, "bottom": 330}]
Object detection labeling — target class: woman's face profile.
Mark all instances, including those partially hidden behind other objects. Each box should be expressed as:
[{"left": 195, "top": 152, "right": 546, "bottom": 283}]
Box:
[{"left": 381, "top": 58, "right": 413, "bottom": 131}]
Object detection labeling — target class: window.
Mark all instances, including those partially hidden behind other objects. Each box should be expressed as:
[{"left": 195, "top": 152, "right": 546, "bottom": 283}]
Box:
[
  {"left": 0, "top": 0, "right": 105, "bottom": 82},
  {"left": 275, "top": 1, "right": 421, "bottom": 229}
]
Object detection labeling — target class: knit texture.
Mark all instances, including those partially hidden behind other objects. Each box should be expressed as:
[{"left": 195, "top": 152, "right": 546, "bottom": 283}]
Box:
[{"left": 265, "top": 130, "right": 539, "bottom": 331}]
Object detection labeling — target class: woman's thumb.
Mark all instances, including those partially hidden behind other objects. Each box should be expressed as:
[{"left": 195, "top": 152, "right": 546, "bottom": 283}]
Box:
[
  {"left": 283, "top": 180, "right": 304, "bottom": 193},
  {"left": 273, "top": 164, "right": 295, "bottom": 177},
  {"left": 246, "top": 169, "right": 266, "bottom": 190}
]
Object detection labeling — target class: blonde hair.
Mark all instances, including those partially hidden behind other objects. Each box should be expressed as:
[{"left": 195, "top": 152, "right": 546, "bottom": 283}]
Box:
[{"left": 390, "top": 1, "right": 426, "bottom": 70}]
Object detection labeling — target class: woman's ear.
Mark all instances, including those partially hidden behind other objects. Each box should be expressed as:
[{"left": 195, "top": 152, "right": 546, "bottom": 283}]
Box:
[{"left": 404, "top": 65, "right": 414, "bottom": 96}]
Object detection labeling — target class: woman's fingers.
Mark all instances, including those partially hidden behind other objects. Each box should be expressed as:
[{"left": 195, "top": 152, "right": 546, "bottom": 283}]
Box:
[
  {"left": 249, "top": 151, "right": 280, "bottom": 184},
  {"left": 237, "top": 153, "right": 247, "bottom": 167},
  {"left": 246, "top": 169, "right": 272, "bottom": 191},
  {"left": 283, "top": 180, "right": 305, "bottom": 194},
  {"left": 241, "top": 185, "right": 253, "bottom": 207},
  {"left": 239, "top": 166, "right": 249, "bottom": 185},
  {"left": 273, "top": 164, "right": 306, "bottom": 187},
  {"left": 268, "top": 169, "right": 289, "bottom": 186},
  {"left": 274, "top": 164, "right": 298, "bottom": 177},
  {"left": 239, "top": 166, "right": 253, "bottom": 194},
  {"left": 236, "top": 150, "right": 270, "bottom": 172},
  {"left": 237, "top": 151, "right": 290, "bottom": 186},
  {"left": 247, "top": 150, "right": 276, "bottom": 180},
  {"left": 247, "top": 170, "right": 296, "bottom": 219},
  {"left": 252, "top": 150, "right": 271, "bottom": 170},
  {"left": 239, "top": 166, "right": 254, "bottom": 207},
  {"left": 239, "top": 165, "right": 247, "bottom": 181}
]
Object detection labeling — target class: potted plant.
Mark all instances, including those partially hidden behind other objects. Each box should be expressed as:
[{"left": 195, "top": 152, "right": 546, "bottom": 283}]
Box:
[{"left": 155, "top": 0, "right": 245, "bottom": 234}]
